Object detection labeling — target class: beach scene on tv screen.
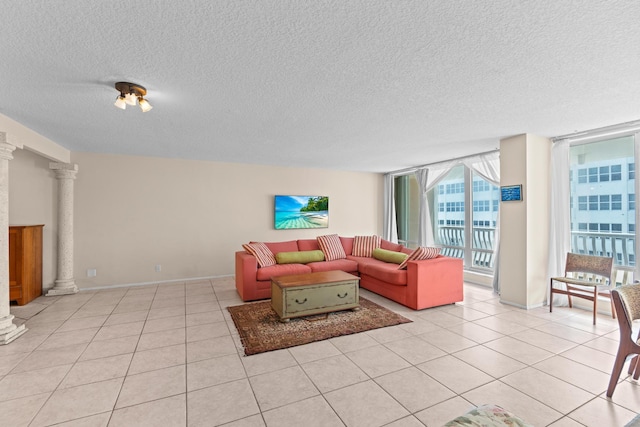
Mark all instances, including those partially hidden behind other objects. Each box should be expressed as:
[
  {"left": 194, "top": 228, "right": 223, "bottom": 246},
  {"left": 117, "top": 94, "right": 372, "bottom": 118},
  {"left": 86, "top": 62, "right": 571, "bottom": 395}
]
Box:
[{"left": 275, "top": 196, "right": 329, "bottom": 229}]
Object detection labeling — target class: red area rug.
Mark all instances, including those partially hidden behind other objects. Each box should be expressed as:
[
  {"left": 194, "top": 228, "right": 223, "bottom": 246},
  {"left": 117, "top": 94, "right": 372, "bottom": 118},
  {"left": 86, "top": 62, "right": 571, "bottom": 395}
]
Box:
[{"left": 228, "top": 296, "right": 412, "bottom": 356}]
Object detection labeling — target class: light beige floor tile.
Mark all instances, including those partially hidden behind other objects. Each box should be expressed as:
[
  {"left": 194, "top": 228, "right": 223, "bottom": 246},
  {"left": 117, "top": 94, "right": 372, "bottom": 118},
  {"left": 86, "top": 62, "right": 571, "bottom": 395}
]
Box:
[
  {"left": 397, "top": 319, "right": 442, "bottom": 336},
  {"left": 78, "top": 335, "right": 138, "bottom": 361},
  {"left": 57, "top": 315, "right": 108, "bottom": 333},
  {"left": 329, "top": 331, "right": 379, "bottom": 353},
  {"left": 59, "top": 353, "right": 132, "bottom": 388},
  {"left": 26, "top": 309, "right": 76, "bottom": 325},
  {"left": 502, "top": 367, "right": 595, "bottom": 413},
  {"left": 187, "top": 353, "right": 246, "bottom": 391},
  {"left": 262, "top": 395, "right": 343, "bottom": 427},
  {"left": 417, "top": 355, "right": 493, "bottom": 394},
  {"left": 347, "top": 344, "right": 411, "bottom": 377},
  {"left": 376, "top": 366, "right": 456, "bottom": 412},
  {"left": 462, "top": 381, "right": 561, "bottom": 426},
  {"left": 30, "top": 378, "right": 123, "bottom": 427},
  {"left": 533, "top": 355, "right": 611, "bottom": 395},
  {"left": 219, "top": 415, "right": 265, "bottom": 427},
  {"left": 494, "top": 310, "right": 550, "bottom": 328},
  {"left": 417, "top": 310, "right": 466, "bottom": 328},
  {"left": 557, "top": 313, "right": 619, "bottom": 335},
  {"left": 128, "top": 343, "right": 185, "bottom": 375},
  {"left": 445, "top": 322, "right": 504, "bottom": 344},
  {"left": 137, "top": 327, "right": 186, "bottom": 351},
  {"left": 142, "top": 315, "right": 186, "bottom": 334},
  {"left": 0, "top": 352, "right": 28, "bottom": 376},
  {"left": 366, "top": 324, "right": 412, "bottom": 343},
  {"left": 510, "top": 328, "right": 577, "bottom": 354},
  {"left": 186, "top": 301, "right": 221, "bottom": 315},
  {"left": 186, "top": 335, "right": 237, "bottom": 363},
  {"left": 52, "top": 412, "right": 111, "bottom": 426},
  {"left": 116, "top": 365, "right": 186, "bottom": 409},
  {"left": 109, "top": 394, "right": 186, "bottom": 427},
  {"left": 484, "top": 336, "right": 554, "bottom": 365},
  {"left": 463, "top": 301, "right": 513, "bottom": 315},
  {"left": 38, "top": 327, "right": 100, "bottom": 350},
  {"left": 93, "top": 321, "right": 144, "bottom": 341},
  {"left": 0, "top": 392, "right": 50, "bottom": 427},
  {"left": 0, "top": 364, "right": 71, "bottom": 401},
  {"left": 301, "top": 354, "right": 369, "bottom": 393},
  {"left": 186, "top": 310, "right": 225, "bottom": 326},
  {"left": 151, "top": 298, "right": 186, "bottom": 309},
  {"left": 187, "top": 379, "right": 260, "bottom": 426},
  {"left": 383, "top": 336, "right": 446, "bottom": 365},
  {"left": 414, "top": 396, "right": 475, "bottom": 427},
  {"left": 20, "top": 321, "right": 64, "bottom": 337},
  {"left": 288, "top": 340, "right": 341, "bottom": 364},
  {"left": 568, "top": 396, "right": 637, "bottom": 427},
  {"left": 473, "top": 316, "right": 529, "bottom": 335},
  {"left": 186, "top": 321, "right": 231, "bottom": 342},
  {"left": 418, "top": 328, "right": 477, "bottom": 353},
  {"left": 241, "top": 349, "right": 297, "bottom": 377},
  {"left": 383, "top": 416, "right": 425, "bottom": 427},
  {"left": 560, "top": 345, "right": 616, "bottom": 374},
  {"left": 249, "top": 366, "right": 319, "bottom": 411},
  {"left": 111, "top": 302, "right": 151, "bottom": 315},
  {"left": 548, "top": 416, "right": 587, "bottom": 427},
  {"left": 443, "top": 305, "right": 491, "bottom": 321},
  {"left": 71, "top": 305, "right": 117, "bottom": 319},
  {"left": 103, "top": 310, "right": 148, "bottom": 326},
  {"left": 607, "top": 380, "right": 640, "bottom": 413},
  {"left": 147, "top": 305, "right": 186, "bottom": 320},
  {"left": 453, "top": 345, "right": 526, "bottom": 378},
  {"left": 11, "top": 343, "right": 86, "bottom": 373},
  {"left": 325, "top": 380, "right": 409, "bottom": 427},
  {"left": 534, "top": 322, "right": 599, "bottom": 344},
  {"left": 583, "top": 335, "right": 619, "bottom": 355}
]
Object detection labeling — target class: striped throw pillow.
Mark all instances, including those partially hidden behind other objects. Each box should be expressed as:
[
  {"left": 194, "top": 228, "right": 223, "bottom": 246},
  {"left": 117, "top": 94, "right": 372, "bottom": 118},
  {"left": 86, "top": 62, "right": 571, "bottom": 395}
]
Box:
[
  {"left": 397, "top": 246, "right": 441, "bottom": 270},
  {"left": 242, "top": 242, "right": 276, "bottom": 268},
  {"left": 317, "top": 234, "right": 347, "bottom": 261},
  {"left": 352, "top": 235, "right": 381, "bottom": 257}
]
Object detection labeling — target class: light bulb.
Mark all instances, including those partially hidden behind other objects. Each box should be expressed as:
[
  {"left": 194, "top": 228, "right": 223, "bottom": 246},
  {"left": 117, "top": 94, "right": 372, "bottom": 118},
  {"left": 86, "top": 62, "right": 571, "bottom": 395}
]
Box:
[
  {"left": 138, "top": 98, "right": 153, "bottom": 112},
  {"left": 124, "top": 92, "right": 137, "bottom": 106},
  {"left": 114, "top": 96, "right": 127, "bottom": 110}
]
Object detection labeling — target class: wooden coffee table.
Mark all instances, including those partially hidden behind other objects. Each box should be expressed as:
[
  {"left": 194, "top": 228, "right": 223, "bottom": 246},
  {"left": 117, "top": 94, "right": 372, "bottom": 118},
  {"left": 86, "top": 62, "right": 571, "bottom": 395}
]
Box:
[{"left": 271, "top": 270, "right": 360, "bottom": 322}]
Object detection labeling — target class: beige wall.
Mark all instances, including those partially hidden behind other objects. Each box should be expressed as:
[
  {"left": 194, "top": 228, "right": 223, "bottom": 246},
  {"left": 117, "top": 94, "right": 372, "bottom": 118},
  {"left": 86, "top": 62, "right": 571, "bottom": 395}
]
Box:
[
  {"left": 71, "top": 152, "right": 383, "bottom": 289},
  {"left": 9, "top": 148, "right": 58, "bottom": 291}
]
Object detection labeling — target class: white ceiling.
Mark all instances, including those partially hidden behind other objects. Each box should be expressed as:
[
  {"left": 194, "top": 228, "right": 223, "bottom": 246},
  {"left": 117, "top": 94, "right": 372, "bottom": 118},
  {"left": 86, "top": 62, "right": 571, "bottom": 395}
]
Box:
[{"left": 2, "top": 1, "right": 639, "bottom": 173}]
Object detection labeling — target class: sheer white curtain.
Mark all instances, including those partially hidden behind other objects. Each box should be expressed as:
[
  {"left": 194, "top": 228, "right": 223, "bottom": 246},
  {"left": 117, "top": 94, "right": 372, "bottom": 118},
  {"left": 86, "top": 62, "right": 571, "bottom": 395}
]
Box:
[
  {"left": 547, "top": 138, "right": 571, "bottom": 306},
  {"left": 414, "top": 161, "right": 458, "bottom": 246},
  {"left": 383, "top": 173, "right": 398, "bottom": 243}
]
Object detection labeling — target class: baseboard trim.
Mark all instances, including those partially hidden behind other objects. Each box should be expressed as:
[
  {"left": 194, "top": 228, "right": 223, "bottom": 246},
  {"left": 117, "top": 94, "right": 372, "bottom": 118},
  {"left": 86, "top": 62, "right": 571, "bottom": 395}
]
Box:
[{"left": 77, "top": 274, "right": 234, "bottom": 291}]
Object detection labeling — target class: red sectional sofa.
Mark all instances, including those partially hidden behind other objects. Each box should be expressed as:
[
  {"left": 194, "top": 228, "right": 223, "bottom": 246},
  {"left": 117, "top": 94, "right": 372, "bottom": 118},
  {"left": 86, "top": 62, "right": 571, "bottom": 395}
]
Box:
[{"left": 235, "top": 236, "right": 463, "bottom": 310}]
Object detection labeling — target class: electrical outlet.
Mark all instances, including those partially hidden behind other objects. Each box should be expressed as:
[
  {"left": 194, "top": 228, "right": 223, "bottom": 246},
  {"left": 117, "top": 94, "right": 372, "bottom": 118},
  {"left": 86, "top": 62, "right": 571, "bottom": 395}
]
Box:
[
  {"left": 155, "top": 264, "right": 162, "bottom": 272},
  {"left": 87, "top": 269, "right": 97, "bottom": 277}
]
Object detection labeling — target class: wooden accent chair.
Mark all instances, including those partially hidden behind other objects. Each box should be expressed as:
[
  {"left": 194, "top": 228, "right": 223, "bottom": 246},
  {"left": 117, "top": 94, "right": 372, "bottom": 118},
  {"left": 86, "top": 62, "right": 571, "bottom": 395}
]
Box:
[
  {"left": 607, "top": 284, "right": 640, "bottom": 397},
  {"left": 549, "top": 253, "right": 615, "bottom": 325}
]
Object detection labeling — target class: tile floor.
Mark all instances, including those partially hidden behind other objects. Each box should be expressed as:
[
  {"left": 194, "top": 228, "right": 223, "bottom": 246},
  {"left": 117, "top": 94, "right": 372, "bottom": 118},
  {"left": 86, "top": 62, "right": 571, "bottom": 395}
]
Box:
[{"left": 1, "top": 278, "right": 639, "bottom": 426}]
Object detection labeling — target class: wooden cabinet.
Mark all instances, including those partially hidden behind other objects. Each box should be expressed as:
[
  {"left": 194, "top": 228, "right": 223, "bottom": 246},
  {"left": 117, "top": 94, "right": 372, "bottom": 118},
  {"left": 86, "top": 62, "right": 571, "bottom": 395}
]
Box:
[{"left": 9, "top": 225, "right": 44, "bottom": 306}]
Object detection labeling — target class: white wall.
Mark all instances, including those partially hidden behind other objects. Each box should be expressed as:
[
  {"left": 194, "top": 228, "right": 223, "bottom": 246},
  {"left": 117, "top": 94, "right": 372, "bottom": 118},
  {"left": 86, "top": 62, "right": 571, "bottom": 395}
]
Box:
[
  {"left": 9, "top": 148, "right": 58, "bottom": 291},
  {"left": 71, "top": 152, "right": 383, "bottom": 289}
]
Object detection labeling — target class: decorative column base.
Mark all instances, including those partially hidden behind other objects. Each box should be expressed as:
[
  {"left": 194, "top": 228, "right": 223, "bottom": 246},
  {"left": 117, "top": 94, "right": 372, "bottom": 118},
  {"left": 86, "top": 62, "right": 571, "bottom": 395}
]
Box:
[
  {"left": 46, "top": 279, "right": 79, "bottom": 296},
  {"left": 0, "top": 314, "right": 27, "bottom": 345}
]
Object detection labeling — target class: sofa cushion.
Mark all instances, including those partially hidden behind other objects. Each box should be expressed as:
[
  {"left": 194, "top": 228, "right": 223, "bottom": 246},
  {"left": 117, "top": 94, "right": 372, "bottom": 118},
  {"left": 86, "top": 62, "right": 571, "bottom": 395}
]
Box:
[
  {"left": 360, "top": 261, "right": 407, "bottom": 285},
  {"left": 372, "top": 248, "right": 408, "bottom": 265},
  {"left": 381, "top": 239, "right": 403, "bottom": 252},
  {"left": 352, "top": 235, "right": 381, "bottom": 257},
  {"left": 340, "top": 236, "right": 354, "bottom": 256},
  {"left": 398, "top": 247, "right": 441, "bottom": 269},
  {"left": 317, "top": 234, "right": 347, "bottom": 261},
  {"left": 242, "top": 242, "right": 276, "bottom": 268},
  {"left": 256, "top": 263, "right": 312, "bottom": 281},
  {"left": 276, "top": 250, "right": 324, "bottom": 264},
  {"left": 297, "top": 239, "right": 320, "bottom": 251},
  {"left": 261, "top": 240, "right": 299, "bottom": 254},
  {"left": 307, "top": 258, "right": 358, "bottom": 273}
]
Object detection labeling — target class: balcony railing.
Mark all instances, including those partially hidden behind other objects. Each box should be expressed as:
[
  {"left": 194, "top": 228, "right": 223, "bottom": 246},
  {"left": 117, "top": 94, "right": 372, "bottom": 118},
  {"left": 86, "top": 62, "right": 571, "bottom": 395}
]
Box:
[{"left": 405, "top": 227, "right": 637, "bottom": 284}]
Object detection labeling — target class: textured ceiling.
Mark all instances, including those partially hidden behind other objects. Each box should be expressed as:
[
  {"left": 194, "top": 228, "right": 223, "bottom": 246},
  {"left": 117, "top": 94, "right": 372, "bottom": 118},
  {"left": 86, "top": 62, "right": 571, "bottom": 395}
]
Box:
[{"left": 2, "top": 0, "right": 640, "bottom": 172}]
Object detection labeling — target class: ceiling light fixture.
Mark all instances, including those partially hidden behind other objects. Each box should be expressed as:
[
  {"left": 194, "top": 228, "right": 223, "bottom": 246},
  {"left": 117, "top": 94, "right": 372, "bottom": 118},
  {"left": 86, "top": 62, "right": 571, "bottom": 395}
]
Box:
[{"left": 114, "top": 82, "right": 153, "bottom": 112}]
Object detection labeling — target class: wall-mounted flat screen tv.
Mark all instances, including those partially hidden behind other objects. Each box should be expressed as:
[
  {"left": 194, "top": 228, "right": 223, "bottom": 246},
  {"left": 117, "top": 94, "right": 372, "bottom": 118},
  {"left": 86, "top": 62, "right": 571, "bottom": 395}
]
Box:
[{"left": 274, "top": 195, "right": 329, "bottom": 229}]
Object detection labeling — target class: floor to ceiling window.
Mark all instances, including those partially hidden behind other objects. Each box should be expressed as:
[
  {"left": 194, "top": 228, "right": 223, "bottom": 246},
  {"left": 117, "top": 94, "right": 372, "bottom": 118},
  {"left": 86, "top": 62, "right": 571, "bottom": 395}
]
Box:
[{"left": 569, "top": 136, "right": 635, "bottom": 273}]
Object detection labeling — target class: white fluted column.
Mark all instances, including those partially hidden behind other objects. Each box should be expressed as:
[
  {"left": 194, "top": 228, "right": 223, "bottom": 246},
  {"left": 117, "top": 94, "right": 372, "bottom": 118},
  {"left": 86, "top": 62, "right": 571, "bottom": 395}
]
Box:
[
  {"left": 0, "top": 134, "right": 27, "bottom": 344},
  {"left": 46, "top": 162, "right": 79, "bottom": 296}
]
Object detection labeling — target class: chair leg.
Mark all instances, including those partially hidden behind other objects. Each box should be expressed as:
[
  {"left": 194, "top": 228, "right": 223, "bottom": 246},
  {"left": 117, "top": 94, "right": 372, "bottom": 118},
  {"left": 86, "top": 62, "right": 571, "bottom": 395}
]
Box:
[
  {"left": 610, "top": 294, "right": 616, "bottom": 319},
  {"left": 629, "top": 355, "right": 637, "bottom": 375},
  {"left": 633, "top": 357, "right": 640, "bottom": 380},
  {"left": 549, "top": 280, "right": 553, "bottom": 313},
  {"left": 593, "top": 287, "right": 598, "bottom": 325},
  {"left": 608, "top": 351, "right": 629, "bottom": 397}
]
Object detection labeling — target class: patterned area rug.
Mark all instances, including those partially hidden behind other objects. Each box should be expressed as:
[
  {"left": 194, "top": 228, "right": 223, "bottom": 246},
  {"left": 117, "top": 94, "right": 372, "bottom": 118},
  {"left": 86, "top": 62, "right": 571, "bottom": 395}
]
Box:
[{"left": 228, "top": 296, "right": 412, "bottom": 356}]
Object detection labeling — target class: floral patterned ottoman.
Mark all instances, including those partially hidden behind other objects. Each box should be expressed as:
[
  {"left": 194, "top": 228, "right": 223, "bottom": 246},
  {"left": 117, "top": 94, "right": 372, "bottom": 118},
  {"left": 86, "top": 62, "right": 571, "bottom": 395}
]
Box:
[{"left": 444, "top": 404, "right": 533, "bottom": 427}]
